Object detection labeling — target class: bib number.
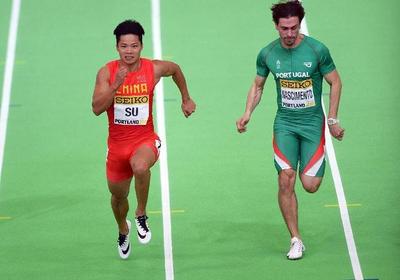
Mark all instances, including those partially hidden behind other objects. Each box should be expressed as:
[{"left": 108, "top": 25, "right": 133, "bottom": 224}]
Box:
[
  {"left": 113, "top": 95, "right": 149, "bottom": 125},
  {"left": 280, "top": 79, "right": 315, "bottom": 109}
]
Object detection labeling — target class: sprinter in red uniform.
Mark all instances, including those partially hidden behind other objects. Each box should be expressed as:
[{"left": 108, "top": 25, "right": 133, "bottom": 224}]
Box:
[{"left": 92, "top": 20, "right": 196, "bottom": 259}]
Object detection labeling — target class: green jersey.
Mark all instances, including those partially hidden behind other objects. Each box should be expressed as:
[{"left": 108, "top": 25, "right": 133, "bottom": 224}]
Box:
[{"left": 256, "top": 35, "right": 335, "bottom": 121}]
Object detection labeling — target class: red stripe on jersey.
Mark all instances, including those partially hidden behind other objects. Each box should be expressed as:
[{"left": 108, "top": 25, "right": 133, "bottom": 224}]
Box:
[{"left": 302, "top": 122, "right": 326, "bottom": 175}]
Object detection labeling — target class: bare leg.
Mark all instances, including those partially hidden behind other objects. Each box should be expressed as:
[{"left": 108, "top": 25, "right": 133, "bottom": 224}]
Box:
[
  {"left": 108, "top": 178, "right": 132, "bottom": 235},
  {"left": 300, "top": 174, "right": 323, "bottom": 193},
  {"left": 130, "top": 145, "right": 157, "bottom": 217},
  {"left": 278, "top": 169, "right": 300, "bottom": 238}
]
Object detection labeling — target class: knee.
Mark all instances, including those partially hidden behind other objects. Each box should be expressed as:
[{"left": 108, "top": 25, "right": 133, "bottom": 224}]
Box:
[
  {"left": 111, "top": 194, "right": 127, "bottom": 204},
  {"left": 280, "top": 169, "right": 296, "bottom": 179},
  {"left": 110, "top": 188, "right": 129, "bottom": 200},
  {"left": 110, "top": 191, "right": 129, "bottom": 207},
  {"left": 108, "top": 179, "right": 130, "bottom": 199},
  {"left": 300, "top": 174, "right": 323, "bottom": 193},
  {"left": 131, "top": 161, "right": 150, "bottom": 177},
  {"left": 278, "top": 169, "right": 296, "bottom": 193},
  {"left": 303, "top": 181, "right": 321, "bottom": 193}
]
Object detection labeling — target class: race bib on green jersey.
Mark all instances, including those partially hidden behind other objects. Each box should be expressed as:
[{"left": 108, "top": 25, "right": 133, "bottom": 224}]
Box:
[{"left": 280, "top": 79, "right": 315, "bottom": 109}]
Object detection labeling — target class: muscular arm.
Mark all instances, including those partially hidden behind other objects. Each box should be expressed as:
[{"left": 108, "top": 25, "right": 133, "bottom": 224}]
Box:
[
  {"left": 91, "top": 65, "right": 127, "bottom": 116},
  {"left": 324, "top": 69, "right": 342, "bottom": 119},
  {"left": 236, "top": 75, "right": 267, "bottom": 133},
  {"left": 324, "top": 69, "right": 345, "bottom": 140},
  {"left": 153, "top": 60, "right": 196, "bottom": 117}
]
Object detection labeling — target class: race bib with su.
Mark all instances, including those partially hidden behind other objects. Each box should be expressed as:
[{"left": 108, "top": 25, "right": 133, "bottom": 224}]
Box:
[
  {"left": 280, "top": 79, "right": 315, "bottom": 109},
  {"left": 113, "top": 95, "right": 149, "bottom": 125}
]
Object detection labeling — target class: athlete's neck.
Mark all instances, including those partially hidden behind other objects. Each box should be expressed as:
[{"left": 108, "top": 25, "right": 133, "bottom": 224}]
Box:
[
  {"left": 121, "top": 59, "right": 141, "bottom": 72},
  {"left": 282, "top": 34, "right": 304, "bottom": 49}
]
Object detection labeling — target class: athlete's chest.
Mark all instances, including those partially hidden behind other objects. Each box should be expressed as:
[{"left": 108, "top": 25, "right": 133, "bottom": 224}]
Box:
[
  {"left": 267, "top": 48, "right": 319, "bottom": 80},
  {"left": 112, "top": 69, "right": 153, "bottom": 126},
  {"left": 267, "top": 48, "right": 320, "bottom": 110},
  {"left": 115, "top": 71, "right": 152, "bottom": 96}
]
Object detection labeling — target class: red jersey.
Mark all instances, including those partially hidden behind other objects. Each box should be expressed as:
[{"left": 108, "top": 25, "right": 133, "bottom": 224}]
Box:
[{"left": 106, "top": 58, "right": 156, "bottom": 142}]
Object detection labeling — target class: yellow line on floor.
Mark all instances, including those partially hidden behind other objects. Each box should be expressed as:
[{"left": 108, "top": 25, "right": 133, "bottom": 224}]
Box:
[
  {"left": 0, "top": 59, "right": 25, "bottom": 65},
  {"left": 0, "top": 216, "right": 12, "bottom": 220},
  {"left": 324, "top": 203, "right": 362, "bottom": 208}
]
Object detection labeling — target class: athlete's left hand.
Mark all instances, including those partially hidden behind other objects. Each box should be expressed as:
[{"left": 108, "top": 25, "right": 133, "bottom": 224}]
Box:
[
  {"left": 329, "top": 124, "right": 345, "bottom": 141},
  {"left": 181, "top": 98, "right": 196, "bottom": 118}
]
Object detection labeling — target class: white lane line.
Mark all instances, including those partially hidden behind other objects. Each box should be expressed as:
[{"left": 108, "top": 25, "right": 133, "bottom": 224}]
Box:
[
  {"left": 0, "top": 0, "right": 21, "bottom": 186},
  {"left": 151, "top": 1, "right": 174, "bottom": 279},
  {"left": 301, "top": 15, "right": 364, "bottom": 280}
]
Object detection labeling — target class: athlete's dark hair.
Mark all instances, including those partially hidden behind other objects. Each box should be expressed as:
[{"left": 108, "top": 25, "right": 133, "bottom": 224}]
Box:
[
  {"left": 113, "top": 19, "right": 145, "bottom": 44},
  {"left": 271, "top": 0, "right": 305, "bottom": 25}
]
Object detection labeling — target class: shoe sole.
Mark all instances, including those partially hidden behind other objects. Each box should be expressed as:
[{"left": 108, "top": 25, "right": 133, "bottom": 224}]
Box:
[
  {"left": 286, "top": 253, "right": 304, "bottom": 261},
  {"left": 287, "top": 257, "right": 302, "bottom": 260}
]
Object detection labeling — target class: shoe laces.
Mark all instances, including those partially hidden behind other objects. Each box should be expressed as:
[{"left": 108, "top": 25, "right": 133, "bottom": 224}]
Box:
[
  {"left": 290, "top": 238, "right": 304, "bottom": 254},
  {"left": 118, "top": 233, "right": 128, "bottom": 246},
  {"left": 136, "top": 215, "right": 149, "bottom": 232}
]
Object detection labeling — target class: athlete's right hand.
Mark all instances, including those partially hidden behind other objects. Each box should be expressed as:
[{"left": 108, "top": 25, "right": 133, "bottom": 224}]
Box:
[
  {"left": 236, "top": 114, "right": 250, "bottom": 133},
  {"left": 113, "top": 66, "right": 129, "bottom": 89},
  {"left": 329, "top": 124, "right": 345, "bottom": 141}
]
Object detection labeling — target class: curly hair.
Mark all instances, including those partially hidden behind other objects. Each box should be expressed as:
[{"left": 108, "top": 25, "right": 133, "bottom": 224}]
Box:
[{"left": 271, "top": 1, "right": 305, "bottom": 24}]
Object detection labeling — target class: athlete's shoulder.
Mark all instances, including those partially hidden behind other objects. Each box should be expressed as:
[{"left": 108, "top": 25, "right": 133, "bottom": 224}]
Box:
[
  {"left": 303, "top": 36, "right": 330, "bottom": 54},
  {"left": 98, "top": 60, "right": 117, "bottom": 75},
  {"left": 95, "top": 64, "right": 111, "bottom": 85},
  {"left": 258, "top": 38, "right": 281, "bottom": 57},
  {"left": 104, "top": 60, "right": 119, "bottom": 74},
  {"left": 106, "top": 59, "right": 119, "bottom": 68},
  {"left": 140, "top": 57, "right": 152, "bottom": 64},
  {"left": 303, "top": 36, "right": 335, "bottom": 73},
  {"left": 140, "top": 57, "right": 154, "bottom": 66},
  {"left": 139, "top": 57, "right": 155, "bottom": 71}
]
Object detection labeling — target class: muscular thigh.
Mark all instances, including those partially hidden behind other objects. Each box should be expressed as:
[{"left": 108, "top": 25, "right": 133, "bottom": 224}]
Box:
[
  {"left": 129, "top": 136, "right": 161, "bottom": 168},
  {"left": 273, "top": 116, "right": 325, "bottom": 177},
  {"left": 273, "top": 127, "right": 300, "bottom": 173},
  {"left": 106, "top": 134, "right": 161, "bottom": 182},
  {"left": 298, "top": 121, "right": 325, "bottom": 177},
  {"left": 106, "top": 143, "right": 135, "bottom": 183}
]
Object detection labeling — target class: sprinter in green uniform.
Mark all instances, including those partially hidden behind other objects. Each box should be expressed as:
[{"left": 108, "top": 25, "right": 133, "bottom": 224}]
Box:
[{"left": 236, "top": 0, "right": 345, "bottom": 260}]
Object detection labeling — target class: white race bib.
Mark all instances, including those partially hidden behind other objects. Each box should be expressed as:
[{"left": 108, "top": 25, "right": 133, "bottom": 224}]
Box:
[
  {"left": 113, "top": 95, "right": 149, "bottom": 125},
  {"left": 280, "top": 79, "right": 315, "bottom": 109}
]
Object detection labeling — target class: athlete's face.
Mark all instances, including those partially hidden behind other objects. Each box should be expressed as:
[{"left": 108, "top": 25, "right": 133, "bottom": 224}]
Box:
[
  {"left": 116, "top": 34, "right": 143, "bottom": 65},
  {"left": 276, "top": 16, "right": 301, "bottom": 48}
]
